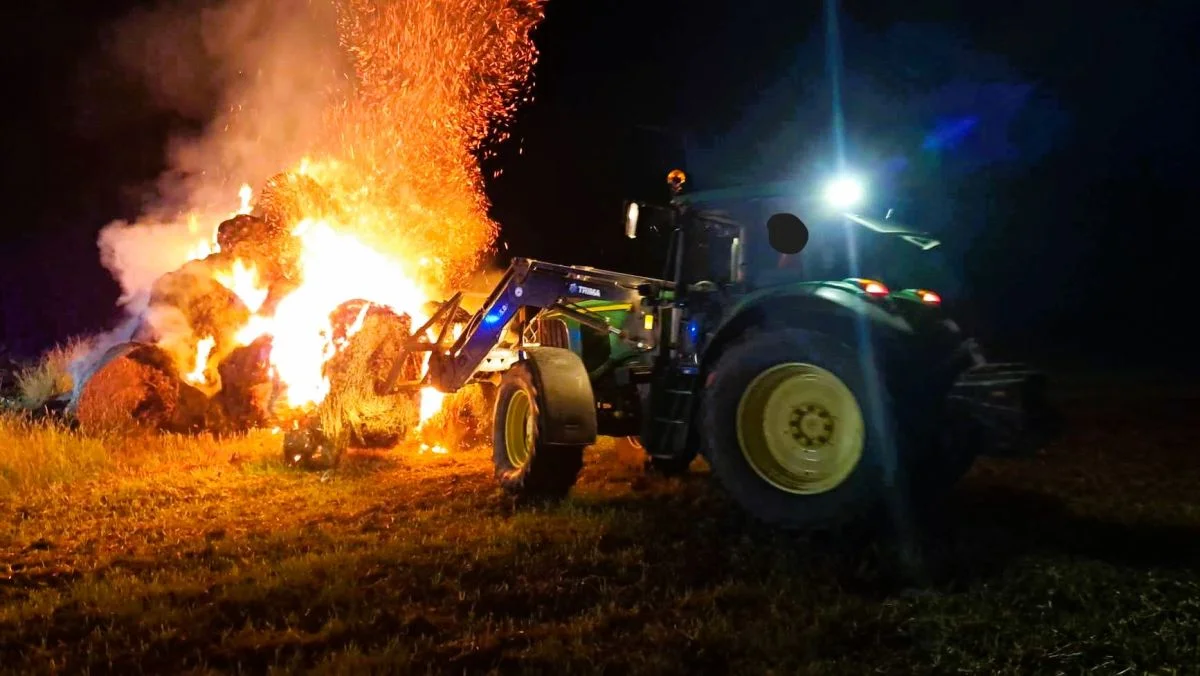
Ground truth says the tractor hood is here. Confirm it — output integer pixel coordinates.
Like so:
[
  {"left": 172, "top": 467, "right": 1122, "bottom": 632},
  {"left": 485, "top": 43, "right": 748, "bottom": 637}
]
[
  {"left": 678, "top": 183, "right": 940, "bottom": 251},
  {"left": 835, "top": 213, "right": 939, "bottom": 251},
  {"left": 677, "top": 186, "right": 949, "bottom": 294},
  {"left": 719, "top": 279, "right": 916, "bottom": 337}
]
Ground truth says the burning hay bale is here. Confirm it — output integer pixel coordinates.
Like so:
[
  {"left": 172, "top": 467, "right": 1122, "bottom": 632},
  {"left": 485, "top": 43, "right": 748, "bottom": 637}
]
[
  {"left": 133, "top": 257, "right": 255, "bottom": 387},
  {"left": 416, "top": 381, "right": 496, "bottom": 452},
  {"left": 210, "top": 335, "right": 276, "bottom": 433},
  {"left": 65, "top": 170, "right": 447, "bottom": 451},
  {"left": 71, "top": 166, "right": 489, "bottom": 455},
  {"left": 280, "top": 301, "right": 422, "bottom": 469},
  {"left": 67, "top": 0, "right": 547, "bottom": 462},
  {"left": 318, "top": 300, "right": 422, "bottom": 450},
  {"left": 71, "top": 342, "right": 209, "bottom": 435},
  {"left": 255, "top": 171, "right": 338, "bottom": 233},
  {"left": 144, "top": 259, "right": 253, "bottom": 336},
  {"left": 214, "top": 211, "right": 302, "bottom": 311}
]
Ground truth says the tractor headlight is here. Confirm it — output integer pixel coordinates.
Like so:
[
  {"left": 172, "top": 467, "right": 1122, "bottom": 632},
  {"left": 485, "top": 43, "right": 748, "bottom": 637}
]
[{"left": 823, "top": 175, "right": 865, "bottom": 209}]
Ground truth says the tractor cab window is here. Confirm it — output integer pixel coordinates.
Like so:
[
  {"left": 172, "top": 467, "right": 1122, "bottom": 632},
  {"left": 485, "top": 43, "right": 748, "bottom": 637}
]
[{"left": 679, "top": 213, "right": 737, "bottom": 289}]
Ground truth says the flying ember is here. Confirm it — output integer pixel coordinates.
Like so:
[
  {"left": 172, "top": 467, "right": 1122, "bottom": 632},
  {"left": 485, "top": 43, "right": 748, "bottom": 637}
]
[{"left": 77, "top": 0, "right": 546, "bottom": 453}]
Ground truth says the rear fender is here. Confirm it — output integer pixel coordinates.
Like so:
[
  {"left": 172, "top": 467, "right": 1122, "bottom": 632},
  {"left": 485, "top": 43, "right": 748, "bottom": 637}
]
[
  {"left": 699, "top": 285, "right": 915, "bottom": 380},
  {"left": 680, "top": 286, "right": 917, "bottom": 456}
]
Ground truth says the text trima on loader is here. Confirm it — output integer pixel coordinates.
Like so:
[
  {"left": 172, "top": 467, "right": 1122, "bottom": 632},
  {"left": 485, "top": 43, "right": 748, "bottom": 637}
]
[{"left": 410, "top": 169, "right": 1056, "bottom": 531}]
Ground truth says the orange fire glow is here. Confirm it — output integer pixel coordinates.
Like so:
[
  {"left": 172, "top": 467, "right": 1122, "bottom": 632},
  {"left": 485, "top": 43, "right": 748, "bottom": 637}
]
[
  {"left": 418, "top": 387, "right": 446, "bottom": 426},
  {"left": 237, "top": 184, "right": 253, "bottom": 215},
  {"left": 209, "top": 214, "right": 433, "bottom": 409},
  {"left": 213, "top": 259, "right": 268, "bottom": 314},
  {"left": 187, "top": 336, "right": 216, "bottom": 385},
  {"left": 154, "top": 1, "right": 547, "bottom": 447}
]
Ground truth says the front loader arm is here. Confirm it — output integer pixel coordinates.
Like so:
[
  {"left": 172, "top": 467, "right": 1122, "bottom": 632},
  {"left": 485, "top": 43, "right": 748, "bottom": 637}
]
[{"left": 426, "top": 258, "right": 662, "bottom": 392}]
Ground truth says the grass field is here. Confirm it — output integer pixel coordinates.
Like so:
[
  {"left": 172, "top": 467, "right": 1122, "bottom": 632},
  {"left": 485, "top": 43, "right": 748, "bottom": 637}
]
[{"left": 1, "top": 379, "right": 1198, "bottom": 674}]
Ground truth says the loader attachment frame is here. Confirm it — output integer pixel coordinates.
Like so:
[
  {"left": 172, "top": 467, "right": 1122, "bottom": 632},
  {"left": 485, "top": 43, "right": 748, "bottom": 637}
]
[{"left": 424, "top": 258, "right": 668, "bottom": 393}]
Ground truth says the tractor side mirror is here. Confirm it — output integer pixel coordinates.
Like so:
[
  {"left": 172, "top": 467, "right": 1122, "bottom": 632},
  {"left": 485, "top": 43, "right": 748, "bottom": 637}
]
[
  {"left": 624, "top": 201, "right": 640, "bottom": 239},
  {"left": 766, "top": 213, "right": 809, "bottom": 254}
]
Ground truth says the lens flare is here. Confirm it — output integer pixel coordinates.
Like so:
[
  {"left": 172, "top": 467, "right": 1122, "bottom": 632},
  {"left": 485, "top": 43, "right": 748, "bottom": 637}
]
[{"left": 824, "top": 175, "right": 865, "bottom": 209}]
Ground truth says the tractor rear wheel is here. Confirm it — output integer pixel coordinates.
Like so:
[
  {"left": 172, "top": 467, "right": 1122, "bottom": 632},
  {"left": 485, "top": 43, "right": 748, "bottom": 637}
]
[
  {"left": 700, "top": 327, "right": 908, "bottom": 531},
  {"left": 492, "top": 363, "right": 585, "bottom": 499}
]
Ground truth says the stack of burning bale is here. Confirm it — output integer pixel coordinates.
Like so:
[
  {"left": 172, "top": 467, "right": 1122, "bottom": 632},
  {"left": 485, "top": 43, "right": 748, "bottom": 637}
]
[{"left": 67, "top": 172, "right": 445, "bottom": 465}]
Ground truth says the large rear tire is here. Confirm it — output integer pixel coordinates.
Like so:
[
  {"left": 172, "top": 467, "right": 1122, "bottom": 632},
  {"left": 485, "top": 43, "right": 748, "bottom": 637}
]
[
  {"left": 492, "top": 363, "right": 585, "bottom": 499},
  {"left": 700, "top": 328, "right": 908, "bottom": 531}
]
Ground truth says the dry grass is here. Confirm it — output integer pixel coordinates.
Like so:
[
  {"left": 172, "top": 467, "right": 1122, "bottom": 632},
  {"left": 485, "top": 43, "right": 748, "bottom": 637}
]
[
  {"left": 0, "top": 380, "right": 1198, "bottom": 674},
  {"left": 13, "top": 337, "right": 91, "bottom": 410},
  {"left": 0, "top": 413, "right": 278, "bottom": 496}
]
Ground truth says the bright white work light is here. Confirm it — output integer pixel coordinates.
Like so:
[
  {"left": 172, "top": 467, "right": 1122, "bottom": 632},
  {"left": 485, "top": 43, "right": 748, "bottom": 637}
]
[{"left": 823, "top": 175, "right": 865, "bottom": 209}]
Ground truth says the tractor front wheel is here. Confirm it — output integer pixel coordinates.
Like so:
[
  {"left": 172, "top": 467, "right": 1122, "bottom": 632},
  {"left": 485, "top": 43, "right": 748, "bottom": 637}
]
[
  {"left": 701, "top": 328, "right": 906, "bottom": 531},
  {"left": 492, "top": 363, "right": 585, "bottom": 499}
]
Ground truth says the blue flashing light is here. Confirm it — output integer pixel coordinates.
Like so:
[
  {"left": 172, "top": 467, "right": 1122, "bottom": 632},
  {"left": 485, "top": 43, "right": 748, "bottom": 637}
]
[
  {"left": 687, "top": 318, "right": 701, "bottom": 342},
  {"left": 483, "top": 302, "right": 511, "bottom": 327}
]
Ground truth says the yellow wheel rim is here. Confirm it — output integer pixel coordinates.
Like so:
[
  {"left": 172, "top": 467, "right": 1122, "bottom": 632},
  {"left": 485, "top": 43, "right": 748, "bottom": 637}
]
[
  {"left": 736, "top": 362, "right": 865, "bottom": 494},
  {"left": 504, "top": 390, "right": 534, "bottom": 468}
]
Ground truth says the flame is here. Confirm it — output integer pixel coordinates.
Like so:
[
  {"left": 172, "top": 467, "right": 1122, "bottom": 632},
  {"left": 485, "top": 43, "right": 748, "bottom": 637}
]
[
  {"left": 237, "top": 184, "right": 253, "bottom": 215},
  {"left": 213, "top": 259, "right": 268, "bottom": 313},
  {"left": 342, "top": 303, "right": 371, "bottom": 346},
  {"left": 270, "top": 219, "right": 430, "bottom": 408},
  {"left": 234, "top": 314, "right": 274, "bottom": 346},
  {"left": 212, "top": 217, "right": 430, "bottom": 409},
  {"left": 182, "top": 184, "right": 252, "bottom": 264},
  {"left": 418, "top": 387, "right": 446, "bottom": 426},
  {"left": 187, "top": 336, "right": 216, "bottom": 385},
  {"left": 186, "top": 213, "right": 220, "bottom": 261},
  {"left": 118, "top": 2, "right": 547, "bottom": 444}
]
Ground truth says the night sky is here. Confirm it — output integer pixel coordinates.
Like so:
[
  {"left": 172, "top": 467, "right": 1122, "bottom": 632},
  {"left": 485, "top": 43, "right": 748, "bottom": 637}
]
[{"left": 3, "top": 1, "right": 1197, "bottom": 371}]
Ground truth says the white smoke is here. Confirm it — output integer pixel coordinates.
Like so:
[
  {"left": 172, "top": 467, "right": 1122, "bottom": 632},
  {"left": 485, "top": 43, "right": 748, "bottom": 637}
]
[{"left": 76, "top": 0, "right": 346, "bottom": 378}]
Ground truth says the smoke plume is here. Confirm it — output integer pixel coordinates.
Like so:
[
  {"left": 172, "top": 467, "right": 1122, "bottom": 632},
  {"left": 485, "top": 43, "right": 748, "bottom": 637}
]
[
  {"left": 75, "top": 0, "right": 546, "bottom": 394},
  {"left": 95, "top": 0, "right": 346, "bottom": 303}
]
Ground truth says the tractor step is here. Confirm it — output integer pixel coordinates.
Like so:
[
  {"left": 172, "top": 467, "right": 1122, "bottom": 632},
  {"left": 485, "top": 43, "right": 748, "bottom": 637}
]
[{"left": 643, "top": 366, "right": 702, "bottom": 457}]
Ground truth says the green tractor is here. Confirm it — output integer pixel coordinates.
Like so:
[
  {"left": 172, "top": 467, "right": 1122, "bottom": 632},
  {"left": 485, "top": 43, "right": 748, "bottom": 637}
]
[{"left": 423, "top": 169, "right": 1055, "bottom": 531}]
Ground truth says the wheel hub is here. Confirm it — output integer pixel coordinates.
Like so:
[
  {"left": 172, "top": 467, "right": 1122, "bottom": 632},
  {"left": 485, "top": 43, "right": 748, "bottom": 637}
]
[
  {"left": 504, "top": 390, "right": 534, "bottom": 468},
  {"left": 788, "top": 404, "right": 835, "bottom": 446},
  {"left": 736, "top": 362, "right": 865, "bottom": 494}
]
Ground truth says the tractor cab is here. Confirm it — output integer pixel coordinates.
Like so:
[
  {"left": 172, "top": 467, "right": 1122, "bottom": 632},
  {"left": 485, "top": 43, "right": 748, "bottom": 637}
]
[
  {"left": 622, "top": 169, "right": 811, "bottom": 297},
  {"left": 649, "top": 173, "right": 946, "bottom": 294}
]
